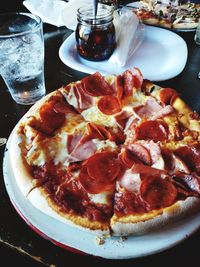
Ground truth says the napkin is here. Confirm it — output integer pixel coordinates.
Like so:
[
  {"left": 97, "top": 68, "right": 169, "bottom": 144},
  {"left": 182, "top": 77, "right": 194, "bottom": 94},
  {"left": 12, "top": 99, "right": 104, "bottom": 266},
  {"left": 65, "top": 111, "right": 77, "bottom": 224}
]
[
  {"left": 109, "top": 8, "right": 145, "bottom": 67},
  {"left": 23, "top": 0, "right": 91, "bottom": 29}
]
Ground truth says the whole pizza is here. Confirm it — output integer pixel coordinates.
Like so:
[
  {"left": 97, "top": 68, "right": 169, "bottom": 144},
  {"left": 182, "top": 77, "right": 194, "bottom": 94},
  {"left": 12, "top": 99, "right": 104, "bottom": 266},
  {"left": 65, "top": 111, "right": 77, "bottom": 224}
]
[
  {"left": 10, "top": 68, "right": 200, "bottom": 236},
  {"left": 132, "top": 0, "right": 200, "bottom": 30}
]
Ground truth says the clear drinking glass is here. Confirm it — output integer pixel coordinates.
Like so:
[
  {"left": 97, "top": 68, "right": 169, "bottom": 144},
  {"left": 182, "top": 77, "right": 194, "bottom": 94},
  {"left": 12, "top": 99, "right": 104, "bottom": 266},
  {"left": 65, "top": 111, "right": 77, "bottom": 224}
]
[
  {"left": 194, "top": 21, "right": 200, "bottom": 45},
  {"left": 0, "top": 13, "right": 46, "bottom": 105}
]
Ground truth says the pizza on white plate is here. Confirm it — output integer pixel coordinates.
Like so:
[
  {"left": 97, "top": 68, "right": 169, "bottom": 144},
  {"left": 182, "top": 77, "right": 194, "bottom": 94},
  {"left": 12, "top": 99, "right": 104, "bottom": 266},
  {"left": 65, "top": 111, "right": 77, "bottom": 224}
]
[
  {"left": 132, "top": 0, "right": 200, "bottom": 30},
  {"left": 9, "top": 68, "right": 200, "bottom": 236}
]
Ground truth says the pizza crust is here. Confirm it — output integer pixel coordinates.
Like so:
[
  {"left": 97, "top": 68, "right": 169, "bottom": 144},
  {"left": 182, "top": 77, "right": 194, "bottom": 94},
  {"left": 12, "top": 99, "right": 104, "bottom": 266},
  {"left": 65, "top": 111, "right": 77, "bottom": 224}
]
[
  {"left": 9, "top": 91, "right": 58, "bottom": 196},
  {"left": 27, "top": 187, "right": 110, "bottom": 233},
  {"left": 172, "top": 97, "right": 200, "bottom": 132},
  {"left": 142, "top": 18, "right": 160, "bottom": 26},
  {"left": 111, "top": 197, "right": 200, "bottom": 236},
  {"left": 173, "top": 22, "right": 198, "bottom": 29}
]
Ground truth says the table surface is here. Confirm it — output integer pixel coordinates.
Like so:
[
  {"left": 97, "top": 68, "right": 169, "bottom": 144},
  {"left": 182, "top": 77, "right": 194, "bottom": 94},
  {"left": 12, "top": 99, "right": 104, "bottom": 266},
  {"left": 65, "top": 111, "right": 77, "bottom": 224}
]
[{"left": 1, "top": 7, "right": 200, "bottom": 267}]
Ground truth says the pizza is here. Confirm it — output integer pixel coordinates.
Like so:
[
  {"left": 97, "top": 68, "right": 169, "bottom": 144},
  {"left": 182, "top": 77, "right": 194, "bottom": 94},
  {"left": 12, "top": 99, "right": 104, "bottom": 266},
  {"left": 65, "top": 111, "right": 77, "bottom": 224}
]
[
  {"left": 10, "top": 68, "right": 200, "bottom": 236},
  {"left": 132, "top": 0, "right": 200, "bottom": 30}
]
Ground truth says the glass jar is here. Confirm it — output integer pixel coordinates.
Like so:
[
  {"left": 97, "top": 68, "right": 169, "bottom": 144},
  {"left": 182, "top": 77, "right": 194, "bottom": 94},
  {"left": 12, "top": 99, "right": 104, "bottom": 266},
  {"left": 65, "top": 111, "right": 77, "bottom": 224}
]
[{"left": 75, "top": 5, "right": 116, "bottom": 61}]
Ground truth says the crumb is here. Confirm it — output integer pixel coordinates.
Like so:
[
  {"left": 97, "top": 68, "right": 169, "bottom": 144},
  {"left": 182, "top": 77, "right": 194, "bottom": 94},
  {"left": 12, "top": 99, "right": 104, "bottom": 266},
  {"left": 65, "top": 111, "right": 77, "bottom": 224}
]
[
  {"left": 119, "top": 236, "right": 128, "bottom": 243},
  {"left": 95, "top": 236, "right": 105, "bottom": 245}
]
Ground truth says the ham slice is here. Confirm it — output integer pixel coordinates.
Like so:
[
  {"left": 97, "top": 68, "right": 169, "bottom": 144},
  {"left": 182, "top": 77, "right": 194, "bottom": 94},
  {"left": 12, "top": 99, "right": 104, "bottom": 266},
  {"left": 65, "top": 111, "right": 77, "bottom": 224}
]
[
  {"left": 67, "top": 133, "right": 97, "bottom": 162},
  {"left": 124, "top": 116, "right": 137, "bottom": 132},
  {"left": 114, "top": 110, "right": 132, "bottom": 130},
  {"left": 140, "top": 140, "right": 165, "bottom": 170},
  {"left": 133, "top": 98, "right": 162, "bottom": 119},
  {"left": 67, "top": 134, "right": 82, "bottom": 154},
  {"left": 151, "top": 105, "right": 174, "bottom": 120},
  {"left": 133, "top": 98, "right": 174, "bottom": 120},
  {"left": 73, "top": 83, "right": 94, "bottom": 111},
  {"left": 69, "top": 140, "right": 97, "bottom": 162}
]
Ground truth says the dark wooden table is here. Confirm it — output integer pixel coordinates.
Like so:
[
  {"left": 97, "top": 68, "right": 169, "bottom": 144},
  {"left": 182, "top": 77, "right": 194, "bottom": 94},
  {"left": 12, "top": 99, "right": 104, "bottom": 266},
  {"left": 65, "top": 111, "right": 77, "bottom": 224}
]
[{"left": 1, "top": 13, "right": 200, "bottom": 267}]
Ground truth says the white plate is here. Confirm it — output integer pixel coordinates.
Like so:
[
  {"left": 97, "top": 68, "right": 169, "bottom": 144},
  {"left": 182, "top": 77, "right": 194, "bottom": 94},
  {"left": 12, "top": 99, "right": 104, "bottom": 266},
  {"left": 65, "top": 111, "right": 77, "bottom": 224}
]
[
  {"left": 3, "top": 128, "right": 200, "bottom": 259},
  {"left": 59, "top": 26, "right": 187, "bottom": 81}
]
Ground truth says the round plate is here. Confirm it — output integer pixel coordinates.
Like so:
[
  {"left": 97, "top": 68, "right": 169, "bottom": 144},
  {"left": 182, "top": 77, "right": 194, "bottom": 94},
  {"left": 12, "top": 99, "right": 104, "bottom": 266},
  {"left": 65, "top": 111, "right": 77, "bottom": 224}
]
[
  {"left": 59, "top": 26, "right": 188, "bottom": 81},
  {"left": 3, "top": 124, "right": 200, "bottom": 259}
]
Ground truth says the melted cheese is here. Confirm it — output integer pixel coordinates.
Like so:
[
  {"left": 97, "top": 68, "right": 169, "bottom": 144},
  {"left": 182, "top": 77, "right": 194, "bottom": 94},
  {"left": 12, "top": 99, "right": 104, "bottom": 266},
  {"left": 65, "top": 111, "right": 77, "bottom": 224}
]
[
  {"left": 54, "top": 133, "right": 69, "bottom": 165},
  {"left": 26, "top": 141, "right": 46, "bottom": 166},
  {"left": 58, "top": 113, "right": 85, "bottom": 134},
  {"left": 162, "top": 136, "right": 198, "bottom": 150},
  {"left": 92, "top": 139, "right": 117, "bottom": 151},
  {"left": 119, "top": 171, "right": 141, "bottom": 193},
  {"left": 88, "top": 192, "right": 110, "bottom": 205},
  {"left": 25, "top": 132, "right": 71, "bottom": 167},
  {"left": 81, "top": 106, "right": 116, "bottom": 127},
  {"left": 23, "top": 125, "right": 38, "bottom": 146},
  {"left": 62, "top": 84, "right": 78, "bottom": 108}
]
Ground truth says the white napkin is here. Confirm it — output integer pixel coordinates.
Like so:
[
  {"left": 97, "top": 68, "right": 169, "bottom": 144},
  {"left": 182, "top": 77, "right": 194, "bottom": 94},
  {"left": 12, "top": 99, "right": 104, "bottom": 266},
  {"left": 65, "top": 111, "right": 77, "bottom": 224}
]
[
  {"left": 23, "top": 0, "right": 91, "bottom": 29},
  {"left": 109, "top": 8, "right": 145, "bottom": 67}
]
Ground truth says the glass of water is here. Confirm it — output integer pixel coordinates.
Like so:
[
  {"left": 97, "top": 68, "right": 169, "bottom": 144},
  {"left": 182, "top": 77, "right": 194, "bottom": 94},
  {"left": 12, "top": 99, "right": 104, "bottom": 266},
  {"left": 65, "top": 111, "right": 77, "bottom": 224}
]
[{"left": 0, "top": 13, "right": 46, "bottom": 105}]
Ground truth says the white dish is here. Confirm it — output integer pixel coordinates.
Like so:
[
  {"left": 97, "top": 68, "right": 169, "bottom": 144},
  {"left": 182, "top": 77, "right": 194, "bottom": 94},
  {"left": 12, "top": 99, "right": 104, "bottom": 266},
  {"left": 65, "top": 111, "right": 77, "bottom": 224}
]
[
  {"left": 3, "top": 127, "right": 200, "bottom": 259},
  {"left": 59, "top": 26, "right": 187, "bottom": 81}
]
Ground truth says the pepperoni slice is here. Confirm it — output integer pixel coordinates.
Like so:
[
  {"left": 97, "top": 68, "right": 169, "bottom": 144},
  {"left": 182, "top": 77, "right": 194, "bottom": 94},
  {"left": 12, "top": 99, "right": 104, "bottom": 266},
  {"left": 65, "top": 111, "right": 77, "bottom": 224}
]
[
  {"left": 131, "top": 163, "right": 167, "bottom": 177},
  {"left": 140, "top": 176, "right": 177, "bottom": 209},
  {"left": 173, "top": 173, "right": 200, "bottom": 195},
  {"left": 123, "top": 70, "right": 135, "bottom": 96},
  {"left": 82, "top": 72, "right": 114, "bottom": 96},
  {"left": 136, "top": 120, "right": 169, "bottom": 142},
  {"left": 122, "top": 68, "right": 143, "bottom": 97},
  {"left": 175, "top": 145, "right": 200, "bottom": 174},
  {"left": 87, "top": 122, "right": 111, "bottom": 140},
  {"left": 107, "top": 127, "right": 126, "bottom": 144},
  {"left": 39, "top": 101, "right": 65, "bottom": 132},
  {"left": 115, "top": 75, "right": 124, "bottom": 100},
  {"left": 97, "top": 95, "right": 121, "bottom": 115},
  {"left": 128, "top": 144, "right": 152, "bottom": 165},
  {"left": 161, "top": 148, "right": 174, "bottom": 171},
  {"left": 86, "top": 152, "right": 120, "bottom": 182},
  {"left": 160, "top": 88, "right": 179, "bottom": 106},
  {"left": 130, "top": 67, "right": 143, "bottom": 89},
  {"left": 79, "top": 165, "right": 115, "bottom": 194},
  {"left": 53, "top": 101, "right": 77, "bottom": 114},
  {"left": 120, "top": 148, "right": 142, "bottom": 168}
]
